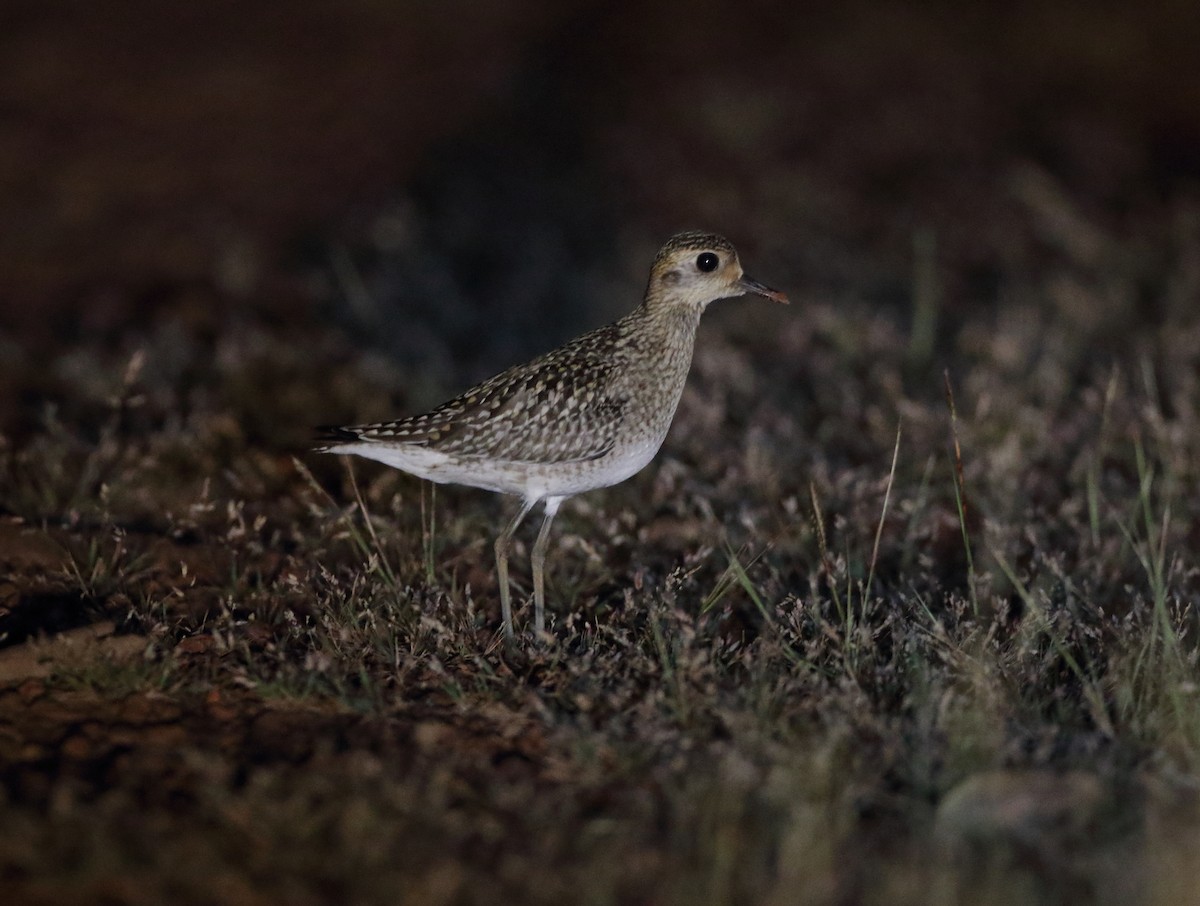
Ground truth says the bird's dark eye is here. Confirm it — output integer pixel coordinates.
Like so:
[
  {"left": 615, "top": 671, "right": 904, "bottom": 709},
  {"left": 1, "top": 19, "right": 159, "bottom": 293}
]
[{"left": 696, "top": 252, "right": 719, "bottom": 272}]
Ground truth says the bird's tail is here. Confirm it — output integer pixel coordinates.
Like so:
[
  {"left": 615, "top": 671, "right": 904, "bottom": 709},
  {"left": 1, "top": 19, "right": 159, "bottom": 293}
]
[{"left": 314, "top": 425, "right": 363, "bottom": 452}]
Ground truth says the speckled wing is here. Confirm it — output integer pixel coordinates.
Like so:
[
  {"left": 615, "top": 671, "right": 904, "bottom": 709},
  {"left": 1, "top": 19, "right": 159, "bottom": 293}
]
[{"left": 324, "top": 323, "right": 630, "bottom": 464}]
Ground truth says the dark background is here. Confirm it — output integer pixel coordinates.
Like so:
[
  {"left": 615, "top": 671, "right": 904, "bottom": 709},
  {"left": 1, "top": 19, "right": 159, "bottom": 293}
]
[{"left": 4, "top": 0, "right": 1198, "bottom": 379}]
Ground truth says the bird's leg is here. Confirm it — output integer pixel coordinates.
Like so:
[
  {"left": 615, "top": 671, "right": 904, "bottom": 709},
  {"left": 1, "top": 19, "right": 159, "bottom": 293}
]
[
  {"left": 495, "top": 497, "right": 536, "bottom": 642},
  {"left": 531, "top": 497, "right": 564, "bottom": 637}
]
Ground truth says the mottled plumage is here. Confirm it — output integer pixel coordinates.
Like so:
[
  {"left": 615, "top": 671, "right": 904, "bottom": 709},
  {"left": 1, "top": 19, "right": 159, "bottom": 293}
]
[{"left": 319, "top": 230, "right": 787, "bottom": 641}]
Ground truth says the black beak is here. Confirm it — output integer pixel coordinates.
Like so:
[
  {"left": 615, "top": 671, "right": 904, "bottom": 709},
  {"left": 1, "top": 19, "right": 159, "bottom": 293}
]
[{"left": 737, "top": 275, "right": 789, "bottom": 304}]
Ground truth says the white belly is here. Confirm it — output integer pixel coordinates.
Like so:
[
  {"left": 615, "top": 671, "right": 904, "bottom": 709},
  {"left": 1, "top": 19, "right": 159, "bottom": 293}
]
[{"left": 326, "top": 434, "right": 665, "bottom": 501}]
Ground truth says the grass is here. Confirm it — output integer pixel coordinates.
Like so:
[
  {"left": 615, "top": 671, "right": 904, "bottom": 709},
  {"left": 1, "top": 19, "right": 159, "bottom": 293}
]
[
  {"left": 5, "top": 263, "right": 1200, "bottom": 904},
  {"left": 6, "top": 117, "right": 1200, "bottom": 906}
]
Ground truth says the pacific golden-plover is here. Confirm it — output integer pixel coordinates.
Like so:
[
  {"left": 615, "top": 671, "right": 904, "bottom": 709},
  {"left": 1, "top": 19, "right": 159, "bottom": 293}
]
[{"left": 319, "top": 231, "right": 787, "bottom": 641}]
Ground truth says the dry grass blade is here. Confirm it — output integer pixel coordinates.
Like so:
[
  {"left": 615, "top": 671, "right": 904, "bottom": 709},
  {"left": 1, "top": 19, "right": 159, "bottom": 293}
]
[
  {"left": 943, "top": 370, "right": 977, "bottom": 615},
  {"left": 865, "top": 420, "right": 902, "bottom": 601}
]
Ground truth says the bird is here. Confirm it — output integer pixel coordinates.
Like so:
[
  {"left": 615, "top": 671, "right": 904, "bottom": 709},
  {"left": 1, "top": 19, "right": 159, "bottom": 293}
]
[{"left": 318, "top": 231, "right": 787, "bottom": 642}]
